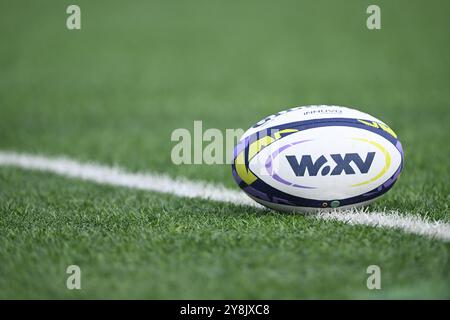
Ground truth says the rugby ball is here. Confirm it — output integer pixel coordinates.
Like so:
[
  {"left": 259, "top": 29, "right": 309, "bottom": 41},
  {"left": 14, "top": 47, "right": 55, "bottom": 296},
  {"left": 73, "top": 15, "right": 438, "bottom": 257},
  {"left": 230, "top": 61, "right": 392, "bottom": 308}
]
[{"left": 232, "top": 105, "right": 404, "bottom": 212}]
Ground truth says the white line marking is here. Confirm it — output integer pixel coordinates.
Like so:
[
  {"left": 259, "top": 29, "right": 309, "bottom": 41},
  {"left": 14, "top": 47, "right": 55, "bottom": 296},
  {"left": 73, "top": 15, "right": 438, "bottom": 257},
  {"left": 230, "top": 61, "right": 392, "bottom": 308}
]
[
  {"left": 0, "top": 151, "right": 449, "bottom": 241},
  {"left": 315, "top": 210, "right": 450, "bottom": 241},
  {"left": 0, "top": 151, "right": 259, "bottom": 206}
]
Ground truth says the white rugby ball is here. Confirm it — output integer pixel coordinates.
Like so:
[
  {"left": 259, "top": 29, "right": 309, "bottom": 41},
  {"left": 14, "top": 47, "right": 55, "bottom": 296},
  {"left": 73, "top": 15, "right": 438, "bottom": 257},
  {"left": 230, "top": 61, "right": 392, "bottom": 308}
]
[{"left": 232, "top": 105, "right": 404, "bottom": 212}]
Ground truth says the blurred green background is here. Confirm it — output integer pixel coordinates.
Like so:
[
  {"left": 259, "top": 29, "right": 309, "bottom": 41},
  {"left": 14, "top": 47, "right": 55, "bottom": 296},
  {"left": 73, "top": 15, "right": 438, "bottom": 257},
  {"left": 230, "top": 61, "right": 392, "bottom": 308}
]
[
  {"left": 1, "top": 0, "right": 449, "bottom": 179},
  {"left": 0, "top": 0, "right": 449, "bottom": 298}
]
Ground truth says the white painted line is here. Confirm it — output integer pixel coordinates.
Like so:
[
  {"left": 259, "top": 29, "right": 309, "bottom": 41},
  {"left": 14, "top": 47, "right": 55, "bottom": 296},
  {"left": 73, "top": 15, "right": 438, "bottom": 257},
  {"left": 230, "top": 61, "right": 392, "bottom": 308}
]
[
  {"left": 315, "top": 210, "right": 450, "bottom": 241},
  {"left": 0, "top": 151, "right": 259, "bottom": 207},
  {"left": 0, "top": 151, "right": 449, "bottom": 241}
]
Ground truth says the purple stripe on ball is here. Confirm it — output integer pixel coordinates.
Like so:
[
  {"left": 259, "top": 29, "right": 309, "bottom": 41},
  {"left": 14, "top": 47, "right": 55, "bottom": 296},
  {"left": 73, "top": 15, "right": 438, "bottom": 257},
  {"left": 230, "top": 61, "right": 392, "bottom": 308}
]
[
  {"left": 244, "top": 186, "right": 270, "bottom": 201},
  {"left": 232, "top": 167, "right": 243, "bottom": 185}
]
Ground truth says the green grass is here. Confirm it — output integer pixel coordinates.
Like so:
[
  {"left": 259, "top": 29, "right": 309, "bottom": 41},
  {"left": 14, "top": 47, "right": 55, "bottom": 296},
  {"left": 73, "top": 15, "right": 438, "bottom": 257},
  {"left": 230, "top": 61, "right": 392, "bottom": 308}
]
[
  {"left": 0, "top": 0, "right": 449, "bottom": 298},
  {"left": 0, "top": 168, "right": 448, "bottom": 299}
]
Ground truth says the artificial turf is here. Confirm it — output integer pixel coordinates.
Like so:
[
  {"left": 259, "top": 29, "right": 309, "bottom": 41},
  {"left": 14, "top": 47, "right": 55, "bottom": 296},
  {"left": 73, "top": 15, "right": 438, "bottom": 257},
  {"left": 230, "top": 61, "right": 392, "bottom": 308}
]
[
  {"left": 0, "top": 168, "right": 448, "bottom": 299},
  {"left": 0, "top": 0, "right": 449, "bottom": 298}
]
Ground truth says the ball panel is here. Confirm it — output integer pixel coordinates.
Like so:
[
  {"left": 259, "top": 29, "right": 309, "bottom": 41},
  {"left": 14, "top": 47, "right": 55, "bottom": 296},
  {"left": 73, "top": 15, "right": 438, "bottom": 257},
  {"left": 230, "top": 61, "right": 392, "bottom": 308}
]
[{"left": 242, "top": 105, "right": 388, "bottom": 140}]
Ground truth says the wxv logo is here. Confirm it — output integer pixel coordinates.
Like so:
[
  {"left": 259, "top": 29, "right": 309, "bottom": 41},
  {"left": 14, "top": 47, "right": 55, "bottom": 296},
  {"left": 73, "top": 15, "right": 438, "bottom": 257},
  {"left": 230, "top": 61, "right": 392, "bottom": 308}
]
[{"left": 286, "top": 152, "right": 376, "bottom": 176}]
